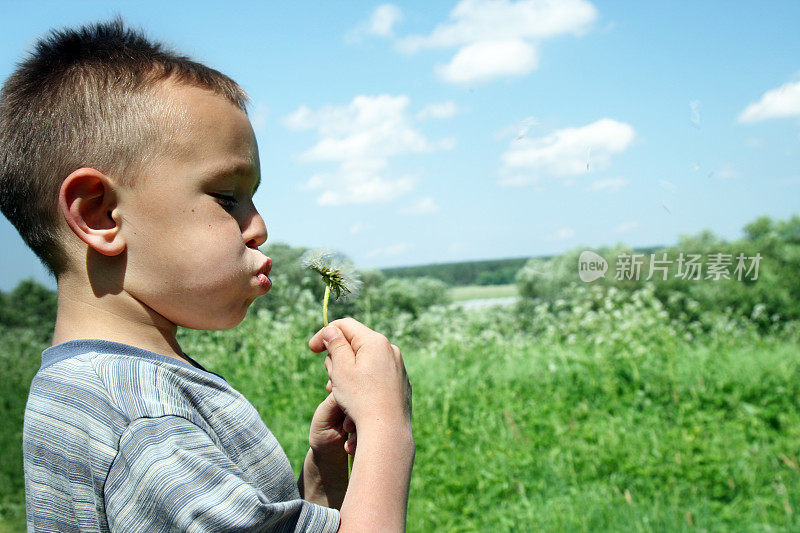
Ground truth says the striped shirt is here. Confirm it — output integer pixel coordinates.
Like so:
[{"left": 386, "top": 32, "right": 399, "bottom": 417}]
[{"left": 22, "top": 339, "right": 340, "bottom": 532}]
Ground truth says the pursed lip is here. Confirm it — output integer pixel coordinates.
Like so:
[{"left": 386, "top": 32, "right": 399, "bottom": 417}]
[
  {"left": 254, "top": 257, "right": 273, "bottom": 292},
  {"left": 257, "top": 257, "right": 272, "bottom": 278}
]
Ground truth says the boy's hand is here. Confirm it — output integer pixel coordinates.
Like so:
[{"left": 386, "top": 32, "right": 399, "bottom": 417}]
[
  {"left": 308, "top": 391, "right": 356, "bottom": 456},
  {"left": 309, "top": 318, "right": 415, "bottom": 530},
  {"left": 308, "top": 318, "right": 412, "bottom": 432},
  {"left": 299, "top": 392, "right": 351, "bottom": 509}
]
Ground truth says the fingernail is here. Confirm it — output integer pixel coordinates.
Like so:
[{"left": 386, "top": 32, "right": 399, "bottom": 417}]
[{"left": 322, "top": 326, "right": 339, "bottom": 344}]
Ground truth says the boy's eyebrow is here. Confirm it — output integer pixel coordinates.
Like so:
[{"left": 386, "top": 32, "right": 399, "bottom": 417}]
[{"left": 205, "top": 161, "right": 261, "bottom": 194}]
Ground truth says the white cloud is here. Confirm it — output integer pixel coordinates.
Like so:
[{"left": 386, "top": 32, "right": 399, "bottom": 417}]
[
  {"left": 738, "top": 80, "right": 800, "bottom": 123},
  {"left": 436, "top": 39, "right": 537, "bottom": 84},
  {"left": 500, "top": 118, "right": 635, "bottom": 184},
  {"left": 398, "top": 0, "right": 596, "bottom": 51},
  {"left": 285, "top": 95, "right": 448, "bottom": 206},
  {"left": 711, "top": 163, "right": 738, "bottom": 180},
  {"left": 368, "top": 4, "right": 402, "bottom": 37},
  {"left": 349, "top": 222, "right": 368, "bottom": 234},
  {"left": 615, "top": 221, "right": 638, "bottom": 233},
  {"left": 438, "top": 137, "right": 458, "bottom": 150},
  {"left": 347, "top": 4, "right": 403, "bottom": 41},
  {"left": 400, "top": 196, "right": 439, "bottom": 214},
  {"left": 285, "top": 95, "right": 431, "bottom": 161},
  {"left": 547, "top": 227, "right": 574, "bottom": 241},
  {"left": 587, "top": 177, "right": 628, "bottom": 192},
  {"left": 365, "top": 242, "right": 410, "bottom": 257},
  {"left": 396, "top": 0, "right": 597, "bottom": 84},
  {"left": 312, "top": 169, "right": 416, "bottom": 206},
  {"left": 659, "top": 180, "right": 676, "bottom": 193},
  {"left": 416, "top": 101, "right": 459, "bottom": 120}
]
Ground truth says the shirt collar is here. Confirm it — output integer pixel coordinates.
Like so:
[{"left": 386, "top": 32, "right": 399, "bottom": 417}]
[{"left": 41, "top": 338, "right": 227, "bottom": 384}]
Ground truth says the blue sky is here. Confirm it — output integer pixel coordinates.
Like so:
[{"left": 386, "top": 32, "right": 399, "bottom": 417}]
[{"left": 0, "top": 1, "right": 798, "bottom": 291}]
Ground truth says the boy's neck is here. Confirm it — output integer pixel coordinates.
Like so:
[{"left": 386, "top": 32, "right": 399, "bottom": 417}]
[{"left": 52, "top": 275, "right": 191, "bottom": 366}]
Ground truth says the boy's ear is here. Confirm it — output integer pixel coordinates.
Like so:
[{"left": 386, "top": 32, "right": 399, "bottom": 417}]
[{"left": 59, "top": 167, "right": 126, "bottom": 256}]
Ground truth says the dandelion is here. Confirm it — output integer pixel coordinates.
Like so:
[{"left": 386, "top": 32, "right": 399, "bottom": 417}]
[
  {"left": 301, "top": 248, "right": 362, "bottom": 477},
  {"left": 300, "top": 248, "right": 362, "bottom": 326}
]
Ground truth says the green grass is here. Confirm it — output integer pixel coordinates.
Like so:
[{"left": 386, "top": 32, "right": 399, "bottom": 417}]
[
  {"left": 0, "top": 326, "right": 47, "bottom": 532},
  {"left": 0, "top": 514, "right": 24, "bottom": 533},
  {"left": 448, "top": 283, "right": 518, "bottom": 301},
  {"left": 184, "top": 314, "right": 800, "bottom": 531},
  {"left": 3, "top": 309, "right": 800, "bottom": 531},
  {"left": 399, "top": 336, "right": 800, "bottom": 531}
]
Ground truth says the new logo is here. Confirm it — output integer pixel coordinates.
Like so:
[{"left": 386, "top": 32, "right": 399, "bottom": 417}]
[{"left": 578, "top": 251, "right": 608, "bottom": 282}]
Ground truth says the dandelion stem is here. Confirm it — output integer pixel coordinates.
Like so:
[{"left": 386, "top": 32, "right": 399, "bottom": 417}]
[
  {"left": 323, "top": 284, "right": 330, "bottom": 326},
  {"left": 348, "top": 450, "right": 353, "bottom": 478}
]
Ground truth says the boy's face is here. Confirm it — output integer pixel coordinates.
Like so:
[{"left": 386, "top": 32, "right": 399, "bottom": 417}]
[{"left": 117, "top": 82, "right": 271, "bottom": 330}]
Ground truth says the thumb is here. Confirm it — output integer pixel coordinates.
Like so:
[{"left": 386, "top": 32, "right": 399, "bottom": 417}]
[
  {"left": 310, "top": 393, "right": 345, "bottom": 436},
  {"left": 314, "top": 392, "right": 342, "bottom": 422},
  {"left": 322, "top": 325, "right": 354, "bottom": 364}
]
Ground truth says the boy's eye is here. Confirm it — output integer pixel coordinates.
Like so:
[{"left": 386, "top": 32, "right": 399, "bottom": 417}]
[{"left": 210, "top": 193, "right": 238, "bottom": 211}]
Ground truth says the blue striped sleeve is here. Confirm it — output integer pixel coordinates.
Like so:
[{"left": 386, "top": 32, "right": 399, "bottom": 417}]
[{"left": 104, "top": 415, "right": 340, "bottom": 533}]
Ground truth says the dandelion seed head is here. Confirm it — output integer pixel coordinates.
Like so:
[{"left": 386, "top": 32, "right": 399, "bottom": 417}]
[
  {"left": 300, "top": 247, "right": 362, "bottom": 302},
  {"left": 300, "top": 248, "right": 335, "bottom": 272}
]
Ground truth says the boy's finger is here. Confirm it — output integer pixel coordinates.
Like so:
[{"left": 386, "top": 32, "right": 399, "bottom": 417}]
[
  {"left": 326, "top": 379, "right": 332, "bottom": 394},
  {"left": 312, "top": 393, "right": 343, "bottom": 427},
  {"left": 308, "top": 334, "right": 326, "bottom": 353},
  {"left": 343, "top": 415, "right": 355, "bottom": 434},
  {"left": 308, "top": 317, "right": 374, "bottom": 352},
  {"left": 317, "top": 325, "right": 356, "bottom": 366},
  {"left": 344, "top": 432, "right": 357, "bottom": 455}
]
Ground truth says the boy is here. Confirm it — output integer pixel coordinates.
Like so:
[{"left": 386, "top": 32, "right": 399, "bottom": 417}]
[{"left": 1, "top": 17, "right": 414, "bottom": 532}]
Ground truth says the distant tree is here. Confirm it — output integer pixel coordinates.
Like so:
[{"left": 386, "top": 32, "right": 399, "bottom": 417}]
[
  {"left": 516, "top": 248, "right": 585, "bottom": 302},
  {"left": 362, "top": 277, "right": 450, "bottom": 319},
  {"left": 0, "top": 278, "right": 57, "bottom": 341},
  {"left": 383, "top": 258, "right": 529, "bottom": 286},
  {"left": 744, "top": 216, "right": 773, "bottom": 241},
  {"left": 776, "top": 215, "right": 800, "bottom": 244}
]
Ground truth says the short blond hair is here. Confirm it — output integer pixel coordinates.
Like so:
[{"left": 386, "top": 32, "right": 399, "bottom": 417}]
[{"left": 0, "top": 16, "right": 251, "bottom": 279}]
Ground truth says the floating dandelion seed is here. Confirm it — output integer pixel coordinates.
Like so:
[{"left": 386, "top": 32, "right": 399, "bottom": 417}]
[
  {"left": 659, "top": 180, "right": 676, "bottom": 193},
  {"left": 515, "top": 116, "right": 540, "bottom": 140},
  {"left": 690, "top": 100, "right": 701, "bottom": 127},
  {"left": 301, "top": 248, "right": 362, "bottom": 326}
]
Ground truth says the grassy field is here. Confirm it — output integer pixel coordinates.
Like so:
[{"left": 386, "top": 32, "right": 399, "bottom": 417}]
[
  {"left": 448, "top": 283, "right": 518, "bottom": 301},
  {"left": 2, "top": 304, "right": 799, "bottom": 531}
]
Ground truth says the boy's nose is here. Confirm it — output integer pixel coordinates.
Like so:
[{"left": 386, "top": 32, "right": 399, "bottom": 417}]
[{"left": 243, "top": 209, "right": 268, "bottom": 249}]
